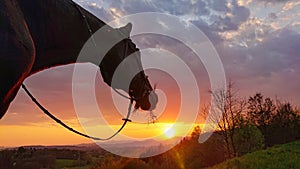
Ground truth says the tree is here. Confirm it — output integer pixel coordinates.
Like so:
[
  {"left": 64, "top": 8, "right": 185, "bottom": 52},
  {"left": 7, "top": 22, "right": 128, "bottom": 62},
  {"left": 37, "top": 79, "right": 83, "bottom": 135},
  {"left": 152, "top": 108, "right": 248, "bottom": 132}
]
[
  {"left": 247, "top": 93, "right": 276, "bottom": 128},
  {"left": 234, "top": 123, "right": 264, "bottom": 156},
  {"left": 272, "top": 102, "right": 299, "bottom": 128},
  {"left": 247, "top": 93, "right": 276, "bottom": 146},
  {"left": 202, "top": 81, "right": 247, "bottom": 158},
  {"left": 191, "top": 125, "right": 201, "bottom": 139},
  {"left": 268, "top": 101, "right": 300, "bottom": 144},
  {"left": 178, "top": 126, "right": 226, "bottom": 168}
]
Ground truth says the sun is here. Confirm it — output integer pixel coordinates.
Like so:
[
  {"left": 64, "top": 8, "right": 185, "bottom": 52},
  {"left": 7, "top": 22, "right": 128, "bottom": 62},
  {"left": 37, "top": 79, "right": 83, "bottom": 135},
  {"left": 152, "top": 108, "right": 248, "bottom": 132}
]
[{"left": 163, "top": 127, "right": 176, "bottom": 139}]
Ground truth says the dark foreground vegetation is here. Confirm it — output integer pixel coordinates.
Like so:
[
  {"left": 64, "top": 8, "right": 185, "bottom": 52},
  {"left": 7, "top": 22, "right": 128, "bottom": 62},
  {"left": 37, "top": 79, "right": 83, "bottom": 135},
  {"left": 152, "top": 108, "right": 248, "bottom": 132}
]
[
  {"left": 1, "top": 83, "right": 299, "bottom": 169},
  {"left": 0, "top": 146, "right": 108, "bottom": 169}
]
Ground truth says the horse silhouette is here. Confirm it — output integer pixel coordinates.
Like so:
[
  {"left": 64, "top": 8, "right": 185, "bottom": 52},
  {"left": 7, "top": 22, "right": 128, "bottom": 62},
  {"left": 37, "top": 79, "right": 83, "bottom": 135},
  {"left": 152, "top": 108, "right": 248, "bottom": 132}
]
[{"left": 0, "top": 0, "right": 158, "bottom": 119}]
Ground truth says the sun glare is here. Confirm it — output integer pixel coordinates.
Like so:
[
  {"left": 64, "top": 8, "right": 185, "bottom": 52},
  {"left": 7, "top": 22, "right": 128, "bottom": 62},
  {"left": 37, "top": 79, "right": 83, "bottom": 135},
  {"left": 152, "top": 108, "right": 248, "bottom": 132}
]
[{"left": 164, "top": 127, "right": 176, "bottom": 138}]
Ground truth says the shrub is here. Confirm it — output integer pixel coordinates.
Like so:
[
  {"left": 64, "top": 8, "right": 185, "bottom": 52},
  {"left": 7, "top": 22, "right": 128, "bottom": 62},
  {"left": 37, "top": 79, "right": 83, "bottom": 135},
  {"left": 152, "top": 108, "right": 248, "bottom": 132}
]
[{"left": 234, "top": 124, "right": 264, "bottom": 156}]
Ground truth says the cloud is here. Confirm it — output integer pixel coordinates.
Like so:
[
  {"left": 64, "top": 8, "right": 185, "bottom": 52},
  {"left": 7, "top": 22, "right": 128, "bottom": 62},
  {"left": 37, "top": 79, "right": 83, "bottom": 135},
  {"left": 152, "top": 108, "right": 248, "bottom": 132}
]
[
  {"left": 212, "top": 27, "right": 300, "bottom": 105},
  {"left": 220, "top": 17, "right": 276, "bottom": 47},
  {"left": 251, "top": 0, "right": 293, "bottom": 4},
  {"left": 283, "top": 1, "right": 298, "bottom": 11},
  {"left": 87, "top": 0, "right": 250, "bottom": 42},
  {"left": 221, "top": 28, "right": 300, "bottom": 76}
]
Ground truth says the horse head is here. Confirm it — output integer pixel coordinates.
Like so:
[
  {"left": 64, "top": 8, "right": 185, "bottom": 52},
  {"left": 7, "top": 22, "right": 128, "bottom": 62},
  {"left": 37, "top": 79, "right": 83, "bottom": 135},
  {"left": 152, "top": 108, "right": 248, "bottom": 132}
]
[{"left": 99, "top": 23, "right": 158, "bottom": 111}]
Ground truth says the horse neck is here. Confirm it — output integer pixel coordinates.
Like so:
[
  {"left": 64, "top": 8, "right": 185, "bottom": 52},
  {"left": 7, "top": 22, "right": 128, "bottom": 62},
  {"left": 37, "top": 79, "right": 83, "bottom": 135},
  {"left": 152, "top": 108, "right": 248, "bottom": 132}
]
[{"left": 16, "top": 0, "right": 108, "bottom": 74}]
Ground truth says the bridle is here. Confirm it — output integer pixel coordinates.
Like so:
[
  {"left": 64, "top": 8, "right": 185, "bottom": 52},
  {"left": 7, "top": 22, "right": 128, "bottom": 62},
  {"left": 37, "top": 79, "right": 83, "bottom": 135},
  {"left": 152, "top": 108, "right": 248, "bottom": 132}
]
[
  {"left": 21, "top": 1, "right": 156, "bottom": 141},
  {"left": 112, "top": 36, "right": 154, "bottom": 103},
  {"left": 130, "top": 74, "right": 152, "bottom": 101}
]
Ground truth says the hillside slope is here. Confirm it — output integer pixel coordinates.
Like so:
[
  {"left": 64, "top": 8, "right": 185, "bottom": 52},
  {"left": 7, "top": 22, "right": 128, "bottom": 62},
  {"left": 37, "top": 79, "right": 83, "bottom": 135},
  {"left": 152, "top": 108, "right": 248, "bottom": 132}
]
[{"left": 208, "top": 140, "right": 300, "bottom": 169}]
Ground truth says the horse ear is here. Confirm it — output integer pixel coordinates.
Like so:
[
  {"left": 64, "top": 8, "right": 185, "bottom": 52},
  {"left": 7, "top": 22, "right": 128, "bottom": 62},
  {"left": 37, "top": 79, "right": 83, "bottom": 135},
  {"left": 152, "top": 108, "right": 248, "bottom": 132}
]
[
  {"left": 119, "top": 23, "right": 132, "bottom": 37},
  {"left": 154, "top": 84, "right": 157, "bottom": 90}
]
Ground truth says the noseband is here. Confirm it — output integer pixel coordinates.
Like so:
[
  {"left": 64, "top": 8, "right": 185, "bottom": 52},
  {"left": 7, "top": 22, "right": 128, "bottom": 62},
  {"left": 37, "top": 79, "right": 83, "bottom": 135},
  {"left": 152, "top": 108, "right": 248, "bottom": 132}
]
[{"left": 130, "top": 74, "right": 152, "bottom": 101}]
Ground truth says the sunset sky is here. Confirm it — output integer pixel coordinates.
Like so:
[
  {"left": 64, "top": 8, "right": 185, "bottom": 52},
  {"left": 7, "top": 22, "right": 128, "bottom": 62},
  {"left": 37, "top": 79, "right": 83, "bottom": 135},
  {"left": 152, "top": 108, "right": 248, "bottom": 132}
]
[{"left": 1, "top": 0, "right": 300, "bottom": 147}]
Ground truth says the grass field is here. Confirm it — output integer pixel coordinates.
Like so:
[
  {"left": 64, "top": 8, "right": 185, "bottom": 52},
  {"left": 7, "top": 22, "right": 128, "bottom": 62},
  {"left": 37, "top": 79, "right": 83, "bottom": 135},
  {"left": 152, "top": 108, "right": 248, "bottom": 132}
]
[
  {"left": 55, "top": 159, "right": 89, "bottom": 169},
  {"left": 208, "top": 140, "right": 300, "bottom": 169}
]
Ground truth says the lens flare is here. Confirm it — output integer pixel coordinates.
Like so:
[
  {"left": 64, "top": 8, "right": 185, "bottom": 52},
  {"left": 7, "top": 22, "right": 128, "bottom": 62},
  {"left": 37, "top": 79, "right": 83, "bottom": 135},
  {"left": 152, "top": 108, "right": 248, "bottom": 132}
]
[{"left": 164, "top": 127, "right": 175, "bottom": 138}]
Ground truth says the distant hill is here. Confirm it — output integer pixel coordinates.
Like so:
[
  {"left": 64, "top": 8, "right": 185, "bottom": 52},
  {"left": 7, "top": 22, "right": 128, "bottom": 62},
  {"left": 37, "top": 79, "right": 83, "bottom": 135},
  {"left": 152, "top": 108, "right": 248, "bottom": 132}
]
[
  {"left": 22, "top": 145, "right": 95, "bottom": 151},
  {"left": 0, "top": 137, "right": 183, "bottom": 158},
  {"left": 80, "top": 137, "right": 183, "bottom": 157},
  {"left": 208, "top": 140, "right": 300, "bottom": 169},
  {"left": 94, "top": 137, "right": 182, "bottom": 148}
]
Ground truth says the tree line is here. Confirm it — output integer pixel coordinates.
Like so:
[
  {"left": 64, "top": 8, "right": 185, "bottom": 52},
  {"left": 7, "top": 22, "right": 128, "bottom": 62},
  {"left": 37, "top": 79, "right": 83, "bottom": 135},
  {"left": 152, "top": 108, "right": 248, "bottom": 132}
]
[{"left": 202, "top": 81, "right": 300, "bottom": 158}]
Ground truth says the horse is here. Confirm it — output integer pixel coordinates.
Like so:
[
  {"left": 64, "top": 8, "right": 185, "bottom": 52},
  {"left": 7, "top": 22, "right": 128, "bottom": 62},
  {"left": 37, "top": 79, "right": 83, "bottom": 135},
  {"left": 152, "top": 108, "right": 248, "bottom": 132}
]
[{"left": 0, "top": 0, "right": 158, "bottom": 120}]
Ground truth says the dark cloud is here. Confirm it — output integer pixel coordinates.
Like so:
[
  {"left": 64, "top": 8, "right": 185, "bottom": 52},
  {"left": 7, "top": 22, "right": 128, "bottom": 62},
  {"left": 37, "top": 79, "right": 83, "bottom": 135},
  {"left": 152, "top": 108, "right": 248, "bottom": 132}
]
[
  {"left": 106, "top": 0, "right": 250, "bottom": 33},
  {"left": 268, "top": 12, "right": 278, "bottom": 20},
  {"left": 254, "top": 0, "right": 292, "bottom": 3},
  {"left": 263, "top": 29, "right": 300, "bottom": 59},
  {"left": 231, "top": 5, "right": 250, "bottom": 25},
  {"left": 207, "top": 0, "right": 228, "bottom": 12},
  {"left": 210, "top": 28, "right": 300, "bottom": 104},
  {"left": 75, "top": 0, "right": 251, "bottom": 45},
  {"left": 82, "top": 3, "right": 114, "bottom": 22},
  {"left": 151, "top": 0, "right": 209, "bottom": 15},
  {"left": 109, "top": 0, "right": 209, "bottom": 16},
  {"left": 111, "top": 0, "right": 157, "bottom": 14},
  {"left": 221, "top": 29, "right": 300, "bottom": 76}
]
